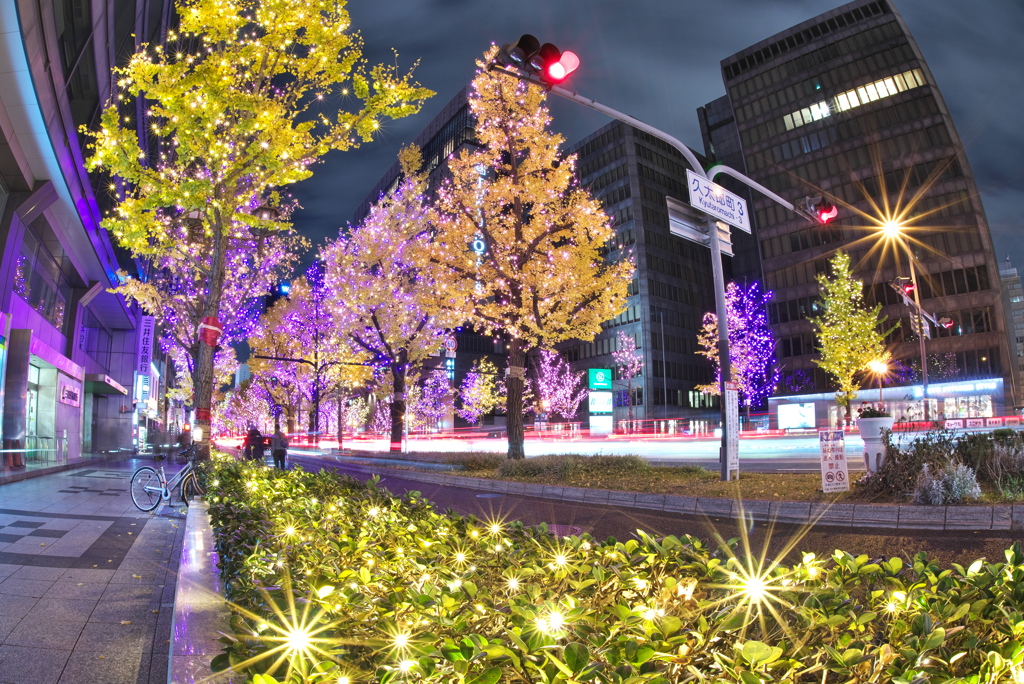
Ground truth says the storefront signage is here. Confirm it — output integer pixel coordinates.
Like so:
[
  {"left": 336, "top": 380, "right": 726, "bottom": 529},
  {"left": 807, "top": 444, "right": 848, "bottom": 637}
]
[
  {"left": 944, "top": 419, "right": 964, "bottom": 430},
  {"left": 137, "top": 315, "right": 155, "bottom": 376},
  {"left": 588, "top": 368, "right": 613, "bottom": 390},
  {"left": 818, "top": 429, "right": 849, "bottom": 493},
  {"left": 912, "top": 379, "right": 1000, "bottom": 397},
  {"left": 966, "top": 418, "right": 984, "bottom": 428},
  {"left": 58, "top": 377, "right": 81, "bottom": 408}
]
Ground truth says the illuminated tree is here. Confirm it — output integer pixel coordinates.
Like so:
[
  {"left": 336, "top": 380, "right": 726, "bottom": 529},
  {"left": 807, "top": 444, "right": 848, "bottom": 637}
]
[
  {"left": 696, "top": 281, "right": 781, "bottom": 416},
  {"left": 810, "top": 252, "right": 894, "bottom": 426},
  {"left": 214, "top": 381, "right": 272, "bottom": 436},
  {"left": 458, "top": 358, "right": 504, "bottom": 425},
  {"left": 323, "top": 146, "right": 468, "bottom": 451},
  {"left": 409, "top": 369, "right": 454, "bottom": 431},
  {"left": 118, "top": 227, "right": 303, "bottom": 414},
  {"left": 612, "top": 331, "right": 644, "bottom": 426},
  {"left": 249, "top": 266, "right": 371, "bottom": 441},
  {"left": 434, "top": 50, "right": 632, "bottom": 458},
  {"left": 84, "top": 0, "right": 432, "bottom": 457},
  {"left": 531, "top": 350, "right": 587, "bottom": 422}
]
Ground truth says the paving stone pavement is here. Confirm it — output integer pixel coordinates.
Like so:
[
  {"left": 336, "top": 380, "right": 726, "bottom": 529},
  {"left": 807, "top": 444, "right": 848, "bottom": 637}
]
[{"left": 0, "top": 458, "right": 188, "bottom": 684}]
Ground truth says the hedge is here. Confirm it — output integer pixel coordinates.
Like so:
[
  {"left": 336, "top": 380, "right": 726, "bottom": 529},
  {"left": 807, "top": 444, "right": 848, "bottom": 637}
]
[{"left": 203, "top": 460, "right": 1024, "bottom": 683}]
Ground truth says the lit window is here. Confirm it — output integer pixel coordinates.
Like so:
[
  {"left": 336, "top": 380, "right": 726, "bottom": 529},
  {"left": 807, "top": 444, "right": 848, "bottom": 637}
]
[{"left": 829, "top": 68, "right": 927, "bottom": 115}]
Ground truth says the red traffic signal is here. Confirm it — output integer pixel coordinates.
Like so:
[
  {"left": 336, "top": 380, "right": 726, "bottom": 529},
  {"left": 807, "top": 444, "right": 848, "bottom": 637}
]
[
  {"left": 901, "top": 281, "right": 916, "bottom": 296},
  {"left": 495, "top": 35, "right": 579, "bottom": 85},
  {"left": 816, "top": 201, "right": 838, "bottom": 224},
  {"left": 938, "top": 317, "right": 954, "bottom": 329},
  {"left": 803, "top": 195, "right": 838, "bottom": 224}
]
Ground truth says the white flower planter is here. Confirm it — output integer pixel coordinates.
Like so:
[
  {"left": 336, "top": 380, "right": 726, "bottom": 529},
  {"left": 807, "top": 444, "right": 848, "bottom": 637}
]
[{"left": 857, "top": 416, "right": 895, "bottom": 474}]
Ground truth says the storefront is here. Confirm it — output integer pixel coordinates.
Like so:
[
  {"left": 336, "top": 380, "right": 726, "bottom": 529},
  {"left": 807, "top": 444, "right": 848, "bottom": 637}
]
[{"left": 770, "top": 377, "right": 1007, "bottom": 429}]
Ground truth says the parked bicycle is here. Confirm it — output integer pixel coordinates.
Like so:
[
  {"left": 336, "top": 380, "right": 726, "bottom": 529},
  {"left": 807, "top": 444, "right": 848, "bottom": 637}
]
[{"left": 129, "top": 443, "right": 204, "bottom": 511}]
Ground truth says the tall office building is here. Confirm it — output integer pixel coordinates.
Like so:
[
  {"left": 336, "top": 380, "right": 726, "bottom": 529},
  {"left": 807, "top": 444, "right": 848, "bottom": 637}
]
[
  {"left": 0, "top": 0, "right": 174, "bottom": 468},
  {"left": 1000, "top": 257, "right": 1024, "bottom": 411},
  {"left": 708, "top": 0, "right": 1011, "bottom": 424}
]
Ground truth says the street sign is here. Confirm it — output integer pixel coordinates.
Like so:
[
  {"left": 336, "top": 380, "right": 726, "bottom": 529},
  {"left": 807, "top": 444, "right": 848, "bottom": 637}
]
[
  {"left": 443, "top": 337, "right": 458, "bottom": 352},
  {"left": 588, "top": 391, "right": 613, "bottom": 413},
  {"left": 818, "top": 429, "right": 850, "bottom": 493},
  {"left": 665, "top": 198, "right": 734, "bottom": 257},
  {"left": 724, "top": 386, "right": 739, "bottom": 473},
  {"left": 588, "top": 368, "right": 613, "bottom": 390},
  {"left": 686, "top": 170, "right": 750, "bottom": 234}
]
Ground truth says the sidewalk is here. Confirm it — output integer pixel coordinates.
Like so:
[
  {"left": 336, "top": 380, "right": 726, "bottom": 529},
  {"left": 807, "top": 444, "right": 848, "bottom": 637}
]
[
  {"left": 0, "top": 458, "right": 187, "bottom": 684},
  {"left": 0, "top": 451, "right": 132, "bottom": 487}
]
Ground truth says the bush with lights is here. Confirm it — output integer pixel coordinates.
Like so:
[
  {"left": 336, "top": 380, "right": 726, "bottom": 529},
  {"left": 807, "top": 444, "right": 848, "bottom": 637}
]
[{"left": 204, "top": 460, "right": 1024, "bottom": 683}]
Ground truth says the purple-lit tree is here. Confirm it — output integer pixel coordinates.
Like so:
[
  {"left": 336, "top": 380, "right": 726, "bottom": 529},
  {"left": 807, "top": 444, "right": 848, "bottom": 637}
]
[
  {"left": 612, "top": 331, "right": 644, "bottom": 426},
  {"left": 322, "top": 146, "right": 469, "bottom": 451},
  {"left": 531, "top": 350, "right": 587, "bottom": 422},
  {"left": 697, "top": 281, "right": 781, "bottom": 414},
  {"left": 458, "top": 358, "right": 504, "bottom": 425},
  {"left": 409, "top": 369, "right": 455, "bottom": 432}
]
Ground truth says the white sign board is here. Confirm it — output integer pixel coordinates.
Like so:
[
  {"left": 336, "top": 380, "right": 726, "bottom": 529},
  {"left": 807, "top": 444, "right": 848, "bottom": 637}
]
[
  {"left": 686, "top": 170, "right": 751, "bottom": 234},
  {"left": 588, "top": 391, "right": 613, "bottom": 414},
  {"left": 590, "top": 414, "right": 613, "bottom": 435},
  {"left": 725, "top": 385, "right": 739, "bottom": 472},
  {"left": 778, "top": 403, "right": 815, "bottom": 430},
  {"left": 818, "top": 429, "right": 850, "bottom": 493}
]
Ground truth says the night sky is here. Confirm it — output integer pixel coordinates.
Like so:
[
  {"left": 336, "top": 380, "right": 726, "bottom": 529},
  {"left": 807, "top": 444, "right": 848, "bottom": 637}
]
[{"left": 289, "top": 0, "right": 1024, "bottom": 273}]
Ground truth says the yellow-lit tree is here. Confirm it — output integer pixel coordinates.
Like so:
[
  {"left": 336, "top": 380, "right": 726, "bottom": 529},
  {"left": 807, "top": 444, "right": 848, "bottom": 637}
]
[
  {"left": 322, "top": 146, "right": 468, "bottom": 451},
  {"left": 434, "top": 51, "right": 633, "bottom": 459},
  {"left": 84, "top": 0, "right": 432, "bottom": 457},
  {"left": 810, "top": 252, "right": 895, "bottom": 426}
]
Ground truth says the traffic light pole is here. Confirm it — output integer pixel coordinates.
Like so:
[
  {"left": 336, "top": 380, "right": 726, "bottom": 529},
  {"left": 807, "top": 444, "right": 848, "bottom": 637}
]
[
  {"left": 908, "top": 258, "right": 930, "bottom": 423},
  {"left": 491, "top": 65, "right": 821, "bottom": 480}
]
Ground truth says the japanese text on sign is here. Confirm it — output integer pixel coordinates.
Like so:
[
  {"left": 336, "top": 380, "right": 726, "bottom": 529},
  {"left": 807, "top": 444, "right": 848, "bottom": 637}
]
[
  {"left": 818, "top": 429, "right": 850, "bottom": 493},
  {"left": 137, "top": 315, "right": 155, "bottom": 376},
  {"left": 686, "top": 170, "right": 751, "bottom": 234}
]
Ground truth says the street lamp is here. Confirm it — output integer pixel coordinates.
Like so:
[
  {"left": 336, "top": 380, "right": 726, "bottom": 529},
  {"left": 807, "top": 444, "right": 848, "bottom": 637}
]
[
  {"left": 867, "top": 359, "right": 889, "bottom": 403},
  {"left": 877, "top": 219, "right": 931, "bottom": 422}
]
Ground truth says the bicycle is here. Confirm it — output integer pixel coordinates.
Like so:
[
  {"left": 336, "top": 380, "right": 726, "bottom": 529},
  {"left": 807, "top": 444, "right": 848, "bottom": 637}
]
[{"left": 129, "top": 443, "right": 204, "bottom": 511}]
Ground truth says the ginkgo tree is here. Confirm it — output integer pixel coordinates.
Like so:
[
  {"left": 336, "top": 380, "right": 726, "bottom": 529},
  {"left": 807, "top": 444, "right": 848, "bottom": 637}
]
[
  {"left": 434, "top": 49, "right": 632, "bottom": 459},
  {"left": 84, "top": 0, "right": 432, "bottom": 457},
  {"left": 809, "top": 252, "right": 895, "bottom": 426},
  {"left": 322, "top": 146, "right": 469, "bottom": 451}
]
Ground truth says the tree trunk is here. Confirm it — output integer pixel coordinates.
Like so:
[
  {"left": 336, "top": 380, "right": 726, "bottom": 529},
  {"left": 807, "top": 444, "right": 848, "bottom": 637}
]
[
  {"left": 390, "top": 369, "right": 406, "bottom": 452},
  {"left": 337, "top": 397, "right": 344, "bottom": 451},
  {"left": 506, "top": 342, "right": 527, "bottom": 460},
  {"left": 193, "top": 212, "right": 228, "bottom": 460}
]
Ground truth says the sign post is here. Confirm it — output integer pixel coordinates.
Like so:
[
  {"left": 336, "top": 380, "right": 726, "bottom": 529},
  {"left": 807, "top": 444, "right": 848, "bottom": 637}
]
[
  {"left": 818, "top": 429, "right": 850, "bottom": 493},
  {"left": 588, "top": 368, "right": 613, "bottom": 390}
]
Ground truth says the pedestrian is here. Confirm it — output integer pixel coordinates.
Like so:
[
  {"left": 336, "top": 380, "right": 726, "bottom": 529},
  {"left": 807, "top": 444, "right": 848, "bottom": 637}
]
[
  {"left": 245, "top": 426, "right": 265, "bottom": 463},
  {"left": 271, "top": 429, "right": 289, "bottom": 470}
]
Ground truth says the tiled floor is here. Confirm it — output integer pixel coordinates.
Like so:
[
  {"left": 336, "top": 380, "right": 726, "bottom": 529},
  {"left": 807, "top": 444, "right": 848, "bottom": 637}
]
[{"left": 0, "top": 459, "right": 188, "bottom": 684}]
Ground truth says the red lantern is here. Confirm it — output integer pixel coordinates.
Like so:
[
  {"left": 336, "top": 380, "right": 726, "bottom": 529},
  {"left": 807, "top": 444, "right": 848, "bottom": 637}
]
[{"left": 198, "top": 316, "right": 223, "bottom": 347}]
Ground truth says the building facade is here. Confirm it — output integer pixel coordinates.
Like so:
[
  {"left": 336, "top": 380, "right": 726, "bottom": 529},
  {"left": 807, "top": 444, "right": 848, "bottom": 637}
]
[
  {"left": 712, "top": 0, "right": 1012, "bottom": 426},
  {"left": 0, "top": 0, "right": 173, "bottom": 469},
  {"left": 999, "top": 257, "right": 1024, "bottom": 411}
]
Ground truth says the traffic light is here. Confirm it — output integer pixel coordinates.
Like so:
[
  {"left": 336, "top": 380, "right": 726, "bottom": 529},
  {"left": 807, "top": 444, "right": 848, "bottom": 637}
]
[
  {"left": 277, "top": 281, "right": 291, "bottom": 296},
  {"left": 803, "top": 196, "right": 838, "bottom": 224},
  {"left": 938, "top": 317, "right": 954, "bottom": 329},
  {"left": 495, "top": 34, "right": 580, "bottom": 85},
  {"left": 901, "top": 280, "right": 916, "bottom": 297}
]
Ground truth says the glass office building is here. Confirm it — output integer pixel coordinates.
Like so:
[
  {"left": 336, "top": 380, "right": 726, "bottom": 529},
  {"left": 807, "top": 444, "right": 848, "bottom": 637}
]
[{"left": 708, "top": 0, "right": 1012, "bottom": 426}]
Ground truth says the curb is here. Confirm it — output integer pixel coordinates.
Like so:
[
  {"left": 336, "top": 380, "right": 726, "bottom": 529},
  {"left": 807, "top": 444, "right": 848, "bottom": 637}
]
[
  {"left": 291, "top": 455, "right": 1021, "bottom": 533},
  {"left": 169, "top": 499, "right": 236, "bottom": 683}
]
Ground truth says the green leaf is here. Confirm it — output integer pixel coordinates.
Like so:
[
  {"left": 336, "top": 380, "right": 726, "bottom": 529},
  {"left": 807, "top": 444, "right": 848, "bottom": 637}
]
[
  {"left": 316, "top": 585, "right": 335, "bottom": 599},
  {"left": 661, "top": 615, "right": 681, "bottom": 636},
  {"left": 739, "top": 672, "right": 761, "bottom": 684},
  {"left": 922, "top": 627, "right": 946, "bottom": 651},
  {"left": 741, "top": 641, "right": 776, "bottom": 666},
  {"left": 633, "top": 645, "right": 655, "bottom": 665},
  {"left": 210, "top": 653, "right": 230, "bottom": 672},
  {"left": 565, "top": 643, "right": 590, "bottom": 673},
  {"left": 466, "top": 666, "right": 501, "bottom": 684}
]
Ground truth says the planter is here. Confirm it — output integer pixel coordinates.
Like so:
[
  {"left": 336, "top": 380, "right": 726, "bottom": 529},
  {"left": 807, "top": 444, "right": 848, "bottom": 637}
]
[{"left": 857, "top": 416, "right": 895, "bottom": 474}]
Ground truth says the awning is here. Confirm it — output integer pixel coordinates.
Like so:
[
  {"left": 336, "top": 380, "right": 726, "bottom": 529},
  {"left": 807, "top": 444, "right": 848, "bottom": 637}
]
[{"left": 85, "top": 373, "right": 128, "bottom": 395}]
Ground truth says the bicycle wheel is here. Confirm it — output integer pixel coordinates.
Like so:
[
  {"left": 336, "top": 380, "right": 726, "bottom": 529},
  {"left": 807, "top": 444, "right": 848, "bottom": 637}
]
[
  {"left": 130, "top": 467, "right": 163, "bottom": 511},
  {"left": 181, "top": 473, "right": 204, "bottom": 507}
]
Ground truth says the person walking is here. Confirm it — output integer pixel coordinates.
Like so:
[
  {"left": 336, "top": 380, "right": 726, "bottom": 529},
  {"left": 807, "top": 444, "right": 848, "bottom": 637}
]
[
  {"left": 245, "top": 426, "right": 265, "bottom": 463},
  {"left": 271, "top": 429, "right": 289, "bottom": 470}
]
